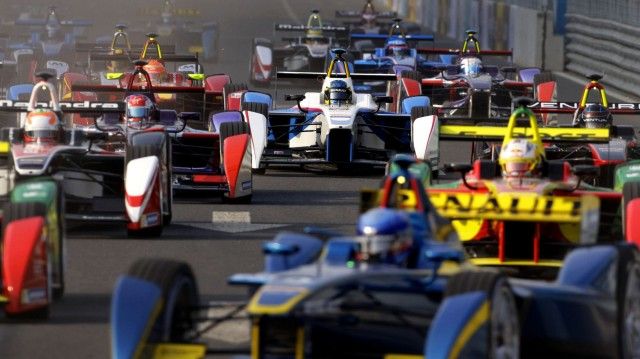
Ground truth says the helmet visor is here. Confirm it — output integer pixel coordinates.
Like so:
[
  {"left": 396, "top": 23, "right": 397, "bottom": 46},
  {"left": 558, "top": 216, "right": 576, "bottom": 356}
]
[
  {"left": 127, "top": 106, "right": 148, "bottom": 118},
  {"left": 329, "top": 89, "right": 351, "bottom": 105},
  {"left": 504, "top": 162, "right": 531, "bottom": 176}
]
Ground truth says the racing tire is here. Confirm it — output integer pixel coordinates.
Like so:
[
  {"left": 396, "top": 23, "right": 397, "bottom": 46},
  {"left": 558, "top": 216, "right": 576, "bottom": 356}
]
[
  {"left": 445, "top": 270, "right": 520, "bottom": 359},
  {"left": 3, "top": 202, "right": 54, "bottom": 318},
  {"left": 126, "top": 144, "right": 166, "bottom": 238},
  {"left": 400, "top": 70, "right": 422, "bottom": 81},
  {"left": 16, "top": 53, "right": 35, "bottom": 84},
  {"left": 410, "top": 106, "right": 432, "bottom": 122},
  {"left": 219, "top": 121, "right": 249, "bottom": 145},
  {"left": 623, "top": 181, "right": 640, "bottom": 240},
  {"left": 241, "top": 101, "right": 269, "bottom": 120},
  {"left": 615, "top": 245, "right": 640, "bottom": 359},
  {"left": 127, "top": 259, "right": 199, "bottom": 342}
]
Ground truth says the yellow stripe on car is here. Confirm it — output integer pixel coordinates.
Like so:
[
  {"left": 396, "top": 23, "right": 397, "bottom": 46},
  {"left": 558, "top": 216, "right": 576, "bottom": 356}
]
[
  {"left": 440, "top": 125, "right": 610, "bottom": 143},
  {"left": 448, "top": 301, "right": 490, "bottom": 359},
  {"left": 0, "top": 141, "right": 9, "bottom": 153},
  {"left": 150, "top": 343, "right": 206, "bottom": 359}
]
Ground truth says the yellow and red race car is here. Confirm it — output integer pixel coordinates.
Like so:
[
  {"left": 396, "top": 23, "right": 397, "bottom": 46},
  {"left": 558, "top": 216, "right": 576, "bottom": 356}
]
[{"left": 426, "top": 98, "right": 637, "bottom": 277}]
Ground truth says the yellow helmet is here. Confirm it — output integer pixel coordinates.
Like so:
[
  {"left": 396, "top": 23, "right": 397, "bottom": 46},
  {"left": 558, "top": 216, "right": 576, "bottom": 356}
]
[{"left": 499, "top": 139, "right": 541, "bottom": 178}]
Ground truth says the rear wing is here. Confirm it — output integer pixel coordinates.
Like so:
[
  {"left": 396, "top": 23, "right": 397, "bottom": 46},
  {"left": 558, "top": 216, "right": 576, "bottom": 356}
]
[
  {"left": 0, "top": 99, "right": 124, "bottom": 114},
  {"left": 438, "top": 123, "right": 610, "bottom": 143},
  {"left": 275, "top": 24, "right": 348, "bottom": 32},
  {"left": 417, "top": 47, "right": 512, "bottom": 56},
  {"left": 71, "top": 84, "right": 205, "bottom": 94},
  {"left": 428, "top": 191, "right": 599, "bottom": 223},
  {"left": 13, "top": 19, "right": 92, "bottom": 27},
  {"left": 87, "top": 53, "right": 196, "bottom": 63},
  {"left": 351, "top": 33, "right": 434, "bottom": 42},
  {"left": 277, "top": 71, "right": 397, "bottom": 81},
  {"left": 76, "top": 43, "right": 176, "bottom": 54},
  {"left": 530, "top": 101, "right": 640, "bottom": 115},
  {"left": 335, "top": 10, "right": 396, "bottom": 18}
]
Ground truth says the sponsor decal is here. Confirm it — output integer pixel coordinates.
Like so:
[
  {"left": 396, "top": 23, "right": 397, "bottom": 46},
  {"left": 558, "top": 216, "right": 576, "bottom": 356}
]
[
  {"left": 242, "top": 180, "right": 252, "bottom": 190},
  {"left": 143, "top": 212, "right": 160, "bottom": 228},
  {"left": 22, "top": 288, "right": 47, "bottom": 304},
  {"left": 531, "top": 102, "right": 640, "bottom": 110},
  {"left": 0, "top": 100, "right": 122, "bottom": 110},
  {"left": 429, "top": 192, "right": 594, "bottom": 222}
]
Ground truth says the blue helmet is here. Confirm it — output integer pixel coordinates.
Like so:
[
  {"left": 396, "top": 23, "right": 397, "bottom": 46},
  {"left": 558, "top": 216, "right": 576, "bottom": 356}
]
[
  {"left": 325, "top": 80, "right": 352, "bottom": 105},
  {"left": 355, "top": 208, "right": 414, "bottom": 265}
]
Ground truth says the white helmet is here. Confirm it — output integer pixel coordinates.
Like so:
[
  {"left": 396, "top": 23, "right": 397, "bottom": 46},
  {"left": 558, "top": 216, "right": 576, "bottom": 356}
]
[
  {"left": 24, "top": 109, "right": 61, "bottom": 143},
  {"left": 499, "top": 139, "right": 541, "bottom": 178},
  {"left": 460, "top": 57, "right": 482, "bottom": 76}
]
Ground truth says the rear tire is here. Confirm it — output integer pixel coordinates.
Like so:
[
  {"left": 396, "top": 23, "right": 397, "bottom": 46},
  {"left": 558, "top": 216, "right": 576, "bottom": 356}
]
[
  {"left": 241, "top": 101, "right": 269, "bottom": 120},
  {"left": 127, "top": 259, "right": 199, "bottom": 342},
  {"left": 445, "top": 270, "right": 520, "bottom": 359},
  {"left": 219, "top": 121, "right": 249, "bottom": 144}
]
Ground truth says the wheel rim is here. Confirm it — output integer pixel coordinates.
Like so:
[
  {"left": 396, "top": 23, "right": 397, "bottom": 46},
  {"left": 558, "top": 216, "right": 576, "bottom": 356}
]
[
  {"left": 624, "top": 265, "right": 640, "bottom": 358},
  {"left": 491, "top": 281, "right": 520, "bottom": 359}
]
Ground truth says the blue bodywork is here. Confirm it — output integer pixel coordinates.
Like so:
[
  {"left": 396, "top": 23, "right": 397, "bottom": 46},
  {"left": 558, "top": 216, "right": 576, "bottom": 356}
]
[{"left": 109, "top": 155, "right": 638, "bottom": 358}]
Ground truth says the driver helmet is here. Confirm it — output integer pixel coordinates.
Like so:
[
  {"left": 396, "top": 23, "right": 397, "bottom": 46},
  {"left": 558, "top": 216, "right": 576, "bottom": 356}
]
[
  {"left": 24, "top": 109, "right": 61, "bottom": 143},
  {"left": 460, "top": 57, "right": 482, "bottom": 76},
  {"left": 574, "top": 103, "right": 613, "bottom": 129},
  {"left": 125, "top": 94, "right": 154, "bottom": 129},
  {"left": 143, "top": 59, "right": 167, "bottom": 83},
  {"left": 499, "top": 138, "right": 541, "bottom": 178},
  {"left": 356, "top": 208, "right": 414, "bottom": 266},
  {"left": 386, "top": 39, "right": 410, "bottom": 58},
  {"left": 324, "top": 80, "right": 352, "bottom": 106}
]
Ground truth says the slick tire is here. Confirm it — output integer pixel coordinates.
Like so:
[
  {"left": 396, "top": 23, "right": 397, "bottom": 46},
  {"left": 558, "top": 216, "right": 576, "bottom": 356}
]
[
  {"left": 615, "top": 245, "right": 640, "bottom": 359},
  {"left": 533, "top": 71, "right": 555, "bottom": 98},
  {"left": 241, "top": 101, "right": 269, "bottom": 119},
  {"left": 223, "top": 83, "right": 248, "bottom": 110},
  {"left": 127, "top": 259, "right": 199, "bottom": 342},
  {"left": 400, "top": 70, "right": 423, "bottom": 81},
  {"left": 445, "top": 270, "right": 520, "bottom": 359},
  {"left": 410, "top": 106, "right": 432, "bottom": 122}
]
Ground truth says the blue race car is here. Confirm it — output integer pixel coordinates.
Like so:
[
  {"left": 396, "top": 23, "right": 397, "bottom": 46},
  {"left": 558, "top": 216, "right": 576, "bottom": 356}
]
[
  {"left": 4, "top": 6, "right": 91, "bottom": 83},
  {"left": 109, "top": 154, "right": 640, "bottom": 359}
]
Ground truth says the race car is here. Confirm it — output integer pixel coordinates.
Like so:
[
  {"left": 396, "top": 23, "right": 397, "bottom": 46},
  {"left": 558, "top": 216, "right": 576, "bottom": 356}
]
[
  {"left": 0, "top": 179, "right": 66, "bottom": 319},
  {"left": 349, "top": 19, "right": 434, "bottom": 73},
  {"left": 421, "top": 98, "right": 640, "bottom": 272},
  {"left": 73, "top": 60, "right": 260, "bottom": 205},
  {"left": 418, "top": 30, "right": 543, "bottom": 118},
  {"left": 2, "top": 6, "right": 91, "bottom": 83},
  {"left": 108, "top": 154, "right": 640, "bottom": 359},
  {"left": 528, "top": 74, "right": 640, "bottom": 187},
  {"left": 249, "top": 10, "right": 348, "bottom": 86},
  {"left": 335, "top": 0, "right": 420, "bottom": 35},
  {"left": 124, "top": 0, "right": 219, "bottom": 61},
  {"left": 243, "top": 49, "right": 429, "bottom": 171},
  {"left": 72, "top": 34, "right": 232, "bottom": 127}
]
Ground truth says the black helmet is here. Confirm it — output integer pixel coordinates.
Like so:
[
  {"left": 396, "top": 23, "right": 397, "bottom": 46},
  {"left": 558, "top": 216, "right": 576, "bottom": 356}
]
[
  {"left": 576, "top": 103, "right": 612, "bottom": 128},
  {"left": 325, "top": 80, "right": 352, "bottom": 106}
]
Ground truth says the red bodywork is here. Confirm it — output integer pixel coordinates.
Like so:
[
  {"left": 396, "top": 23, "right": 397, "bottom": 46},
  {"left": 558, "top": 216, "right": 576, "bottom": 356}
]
[{"left": 2, "top": 217, "right": 49, "bottom": 315}]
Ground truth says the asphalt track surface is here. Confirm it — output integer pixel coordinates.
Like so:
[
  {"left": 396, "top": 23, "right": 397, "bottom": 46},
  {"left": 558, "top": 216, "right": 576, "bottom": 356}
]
[{"left": 1, "top": 1, "right": 640, "bottom": 358}]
